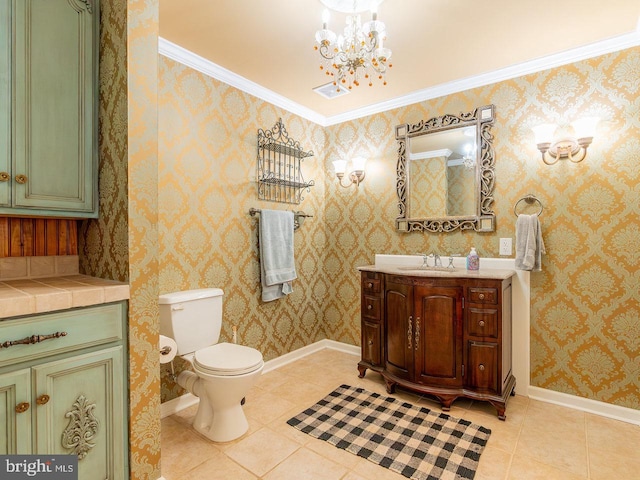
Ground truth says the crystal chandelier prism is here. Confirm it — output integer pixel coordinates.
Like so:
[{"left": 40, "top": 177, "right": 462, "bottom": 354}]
[{"left": 314, "top": 0, "right": 392, "bottom": 91}]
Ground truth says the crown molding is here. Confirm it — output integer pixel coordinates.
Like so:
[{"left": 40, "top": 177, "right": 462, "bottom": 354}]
[
  {"left": 158, "top": 38, "right": 326, "bottom": 126},
  {"left": 159, "top": 29, "right": 640, "bottom": 128}
]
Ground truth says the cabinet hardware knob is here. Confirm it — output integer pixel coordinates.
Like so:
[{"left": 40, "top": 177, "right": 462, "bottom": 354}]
[
  {"left": 368, "top": 340, "right": 373, "bottom": 346},
  {"left": 478, "top": 364, "right": 485, "bottom": 371},
  {"left": 407, "top": 316, "right": 413, "bottom": 349},
  {"left": 36, "top": 394, "right": 50, "bottom": 405},
  {"left": 15, "top": 174, "right": 28, "bottom": 184},
  {"left": 0, "top": 172, "right": 9, "bottom": 182},
  {"left": 367, "top": 282, "right": 373, "bottom": 288},
  {"left": 478, "top": 320, "right": 485, "bottom": 327},
  {"left": 367, "top": 304, "right": 373, "bottom": 310},
  {"left": 478, "top": 293, "right": 485, "bottom": 300},
  {"left": 15, "top": 402, "right": 30, "bottom": 413}
]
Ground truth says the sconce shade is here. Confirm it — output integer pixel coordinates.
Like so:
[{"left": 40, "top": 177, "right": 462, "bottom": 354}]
[
  {"left": 333, "top": 159, "right": 347, "bottom": 175},
  {"left": 352, "top": 156, "right": 367, "bottom": 172},
  {"left": 531, "top": 123, "right": 557, "bottom": 145},
  {"left": 571, "top": 116, "right": 600, "bottom": 139}
]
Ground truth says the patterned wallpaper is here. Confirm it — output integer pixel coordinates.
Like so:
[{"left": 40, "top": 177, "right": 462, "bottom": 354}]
[
  {"left": 409, "top": 156, "right": 447, "bottom": 218},
  {"left": 158, "top": 46, "right": 639, "bottom": 411},
  {"left": 79, "top": 0, "right": 161, "bottom": 479}
]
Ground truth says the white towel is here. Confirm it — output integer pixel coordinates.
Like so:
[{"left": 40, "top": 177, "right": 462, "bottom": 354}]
[
  {"left": 259, "top": 209, "right": 297, "bottom": 302},
  {"left": 515, "top": 214, "right": 546, "bottom": 271}
]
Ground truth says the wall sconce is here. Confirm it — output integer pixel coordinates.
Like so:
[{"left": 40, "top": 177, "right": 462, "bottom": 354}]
[
  {"left": 532, "top": 117, "right": 599, "bottom": 165},
  {"left": 333, "top": 156, "right": 367, "bottom": 187}
]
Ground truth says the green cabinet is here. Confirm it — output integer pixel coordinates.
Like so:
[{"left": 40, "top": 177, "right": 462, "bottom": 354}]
[
  {"left": 0, "top": 0, "right": 99, "bottom": 217},
  {"left": 0, "top": 302, "right": 128, "bottom": 480}
]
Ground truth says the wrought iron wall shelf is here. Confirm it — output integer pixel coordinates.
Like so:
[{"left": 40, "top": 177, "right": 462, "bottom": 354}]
[{"left": 257, "top": 118, "right": 314, "bottom": 204}]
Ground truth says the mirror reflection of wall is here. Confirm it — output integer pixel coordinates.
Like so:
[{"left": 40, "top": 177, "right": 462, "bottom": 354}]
[{"left": 408, "top": 126, "right": 476, "bottom": 218}]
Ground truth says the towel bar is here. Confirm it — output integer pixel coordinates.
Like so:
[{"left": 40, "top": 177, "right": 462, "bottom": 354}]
[
  {"left": 514, "top": 194, "right": 543, "bottom": 217},
  {"left": 249, "top": 208, "right": 312, "bottom": 230}
]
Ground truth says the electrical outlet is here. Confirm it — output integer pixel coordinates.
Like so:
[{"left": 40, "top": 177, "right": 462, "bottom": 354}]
[{"left": 499, "top": 238, "right": 512, "bottom": 256}]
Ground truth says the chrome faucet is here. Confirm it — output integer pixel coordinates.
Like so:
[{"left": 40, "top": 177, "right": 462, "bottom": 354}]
[
  {"left": 421, "top": 253, "right": 430, "bottom": 268},
  {"left": 433, "top": 253, "right": 442, "bottom": 267}
]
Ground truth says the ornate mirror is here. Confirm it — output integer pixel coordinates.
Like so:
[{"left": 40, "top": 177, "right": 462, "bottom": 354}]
[{"left": 395, "top": 105, "right": 496, "bottom": 232}]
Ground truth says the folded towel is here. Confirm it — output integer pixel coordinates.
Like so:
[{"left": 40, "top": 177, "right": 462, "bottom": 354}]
[
  {"left": 259, "top": 209, "right": 297, "bottom": 302},
  {"left": 515, "top": 214, "right": 546, "bottom": 271}
]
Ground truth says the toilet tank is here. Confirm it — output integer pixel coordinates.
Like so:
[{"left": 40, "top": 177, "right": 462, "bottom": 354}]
[{"left": 159, "top": 288, "right": 224, "bottom": 355}]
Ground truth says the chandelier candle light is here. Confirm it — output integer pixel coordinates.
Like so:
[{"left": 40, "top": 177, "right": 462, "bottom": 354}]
[{"left": 315, "top": 0, "right": 392, "bottom": 91}]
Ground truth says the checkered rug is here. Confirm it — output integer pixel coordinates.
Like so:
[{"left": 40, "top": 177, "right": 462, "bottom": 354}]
[{"left": 287, "top": 384, "right": 491, "bottom": 480}]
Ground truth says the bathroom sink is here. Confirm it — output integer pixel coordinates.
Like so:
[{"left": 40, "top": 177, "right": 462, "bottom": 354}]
[{"left": 396, "top": 266, "right": 460, "bottom": 273}]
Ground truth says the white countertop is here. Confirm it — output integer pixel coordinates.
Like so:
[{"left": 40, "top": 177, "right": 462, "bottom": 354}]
[
  {"left": 358, "top": 264, "right": 516, "bottom": 280},
  {"left": 0, "top": 275, "right": 130, "bottom": 319}
]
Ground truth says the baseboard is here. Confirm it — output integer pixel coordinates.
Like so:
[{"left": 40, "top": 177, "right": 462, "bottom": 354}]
[
  {"left": 160, "top": 340, "right": 359, "bottom": 418},
  {"left": 528, "top": 386, "right": 640, "bottom": 425}
]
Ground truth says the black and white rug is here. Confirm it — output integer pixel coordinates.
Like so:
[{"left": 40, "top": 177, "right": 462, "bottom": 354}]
[{"left": 287, "top": 384, "right": 491, "bottom": 480}]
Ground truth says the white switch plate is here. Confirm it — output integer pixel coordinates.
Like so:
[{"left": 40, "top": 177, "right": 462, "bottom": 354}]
[{"left": 499, "top": 238, "right": 512, "bottom": 256}]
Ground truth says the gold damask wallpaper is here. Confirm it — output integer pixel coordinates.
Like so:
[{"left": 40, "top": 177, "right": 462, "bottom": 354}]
[{"left": 159, "top": 46, "right": 639, "bottom": 411}]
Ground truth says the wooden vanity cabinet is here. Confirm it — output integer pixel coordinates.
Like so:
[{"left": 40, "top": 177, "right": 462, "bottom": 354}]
[{"left": 358, "top": 271, "right": 516, "bottom": 420}]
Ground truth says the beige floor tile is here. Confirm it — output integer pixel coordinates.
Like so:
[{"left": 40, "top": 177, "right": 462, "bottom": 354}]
[
  {"left": 243, "top": 388, "right": 298, "bottom": 425},
  {"left": 173, "top": 449, "right": 257, "bottom": 480},
  {"left": 351, "top": 457, "right": 412, "bottom": 480},
  {"left": 304, "top": 437, "right": 362, "bottom": 469},
  {"left": 255, "top": 368, "right": 294, "bottom": 392},
  {"left": 263, "top": 447, "right": 348, "bottom": 480},
  {"left": 587, "top": 414, "right": 640, "bottom": 480},
  {"left": 474, "top": 446, "right": 512, "bottom": 480},
  {"left": 508, "top": 454, "right": 588, "bottom": 479},
  {"left": 225, "top": 427, "right": 300, "bottom": 477},
  {"left": 266, "top": 410, "right": 318, "bottom": 446},
  {"left": 160, "top": 417, "right": 220, "bottom": 479},
  {"left": 340, "top": 472, "right": 368, "bottom": 480}
]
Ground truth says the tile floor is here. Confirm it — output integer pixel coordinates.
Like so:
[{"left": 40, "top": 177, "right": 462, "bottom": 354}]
[{"left": 161, "top": 349, "right": 639, "bottom": 480}]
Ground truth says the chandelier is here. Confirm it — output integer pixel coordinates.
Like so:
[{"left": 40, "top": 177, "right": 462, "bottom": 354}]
[{"left": 314, "top": 0, "right": 392, "bottom": 91}]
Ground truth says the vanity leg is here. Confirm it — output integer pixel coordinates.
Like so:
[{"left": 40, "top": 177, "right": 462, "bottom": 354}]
[
  {"left": 357, "top": 364, "right": 368, "bottom": 378},
  {"left": 385, "top": 379, "right": 396, "bottom": 394}
]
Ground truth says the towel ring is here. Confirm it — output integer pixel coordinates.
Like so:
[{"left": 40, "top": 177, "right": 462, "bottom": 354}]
[{"left": 514, "top": 194, "right": 543, "bottom": 217}]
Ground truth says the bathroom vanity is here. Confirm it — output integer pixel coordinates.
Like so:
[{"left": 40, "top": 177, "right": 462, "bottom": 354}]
[
  {"left": 359, "top": 265, "right": 516, "bottom": 420},
  {"left": 0, "top": 275, "right": 129, "bottom": 479}
]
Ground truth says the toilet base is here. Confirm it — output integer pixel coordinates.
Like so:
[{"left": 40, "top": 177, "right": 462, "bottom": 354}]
[{"left": 193, "top": 401, "right": 249, "bottom": 443}]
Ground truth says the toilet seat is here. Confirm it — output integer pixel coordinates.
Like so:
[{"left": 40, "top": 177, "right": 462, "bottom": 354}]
[{"left": 194, "top": 342, "right": 264, "bottom": 376}]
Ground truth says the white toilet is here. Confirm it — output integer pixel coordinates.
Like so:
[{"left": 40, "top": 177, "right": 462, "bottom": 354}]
[{"left": 159, "top": 288, "right": 264, "bottom": 442}]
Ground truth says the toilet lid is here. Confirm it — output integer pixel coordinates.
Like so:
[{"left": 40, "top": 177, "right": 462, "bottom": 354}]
[{"left": 194, "top": 342, "right": 264, "bottom": 376}]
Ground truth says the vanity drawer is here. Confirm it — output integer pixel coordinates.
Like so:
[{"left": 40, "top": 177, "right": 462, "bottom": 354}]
[
  {"left": 0, "top": 303, "right": 125, "bottom": 367},
  {"left": 361, "top": 275, "right": 381, "bottom": 294},
  {"left": 468, "top": 288, "right": 498, "bottom": 304},
  {"left": 467, "top": 307, "right": 498, "bottom": 338},
  {"left": 362, "top": 295, "right": 381, "bottom": 320}
]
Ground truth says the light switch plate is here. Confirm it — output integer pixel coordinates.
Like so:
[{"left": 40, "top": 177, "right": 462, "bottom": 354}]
[{"left": 499, "top": 238, "right": 512, "bottom": 256}]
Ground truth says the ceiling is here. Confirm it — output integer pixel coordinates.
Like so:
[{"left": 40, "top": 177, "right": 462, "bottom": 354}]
[{"left": 159, "top": 0, "right": 640, "bottom": 125}]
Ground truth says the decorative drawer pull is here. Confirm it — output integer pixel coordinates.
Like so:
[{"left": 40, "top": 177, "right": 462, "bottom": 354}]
[
  {"left": 367, "top": 304, "right": 373, "bottom": 310},
  {"left": 15, "top": 174, "right": 28, "bottom": 184},
  {"left": 367, "top": 282, "right": 373, "bottom": 288},
  {"left": 0, "top": 172, "right": 9, "bottom": 182},
  {"left": 36, "top": 394, "right": 50, "bottom": 405},
  {"left": 478, "top": 293, "right": 485, "bottom": 300},
  {"left": 15, "top": 402, "right": 30, "bottom": 413},
  {"left": 414, "top": 317, "right": 420, "bottom": 350},
  {"left": 478, "top": 320, "right": 485, "bottom": 327},
  {"left": 478, "top": 364, "right": 485, "bottom": 371},
  {"left": 368, "top": 340, "right": 374, "bottom": 346},
  {"left": 407, "top": 316, "right": 413, "bottom": 349},
  {"left": 0, "top": 331, "right": 67, "bottom": 349}
]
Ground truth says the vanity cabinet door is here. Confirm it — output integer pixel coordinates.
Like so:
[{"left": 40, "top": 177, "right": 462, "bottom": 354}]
[
  {"left": 413, "top": 285, "right": 463, "bottom": 388},
  {"left": 361, "top": 321, "right": 382, "bottom": 367},
  {"left": 465, "top": 341, "right": 499, "bottom": 395},
  {"left": 33, "top": 346, "right": 125, "bottom": 480},
  {"left": 384, "top": 281, "right": 413, "bottom": 381},
  {"left": 0, "top": 368, "right": 32, "bottom": 454}
]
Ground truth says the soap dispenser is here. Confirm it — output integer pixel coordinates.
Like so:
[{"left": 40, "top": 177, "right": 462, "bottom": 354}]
[{"left": 467, "top": 247, "right": 479, "bottom": 271}]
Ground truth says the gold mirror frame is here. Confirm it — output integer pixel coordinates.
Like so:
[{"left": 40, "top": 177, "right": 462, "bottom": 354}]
[{"left": 395, "top": 105, "right": 496, "bottom": 232}]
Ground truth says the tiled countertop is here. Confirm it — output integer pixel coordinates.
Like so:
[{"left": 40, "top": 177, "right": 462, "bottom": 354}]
[{"left": 0, "top": 275, "right": 130, "bottom": 319}]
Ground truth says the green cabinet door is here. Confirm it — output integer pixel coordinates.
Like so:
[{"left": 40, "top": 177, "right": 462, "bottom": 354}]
[
  {"left": 0, "top": 368, "right": 32, "bottom": 454},
  {"left": 12, "top": 0, "right": 98, "bottom": 215},
  {"left": 33, "top": 347, "right": 125, "bottom": 480},
  {"left": 0, "top": 0, "right": 9, "bottom": 206}
]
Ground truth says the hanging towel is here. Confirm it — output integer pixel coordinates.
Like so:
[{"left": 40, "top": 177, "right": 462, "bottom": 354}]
[
  {"left": 259, "top": 209, "right": 297, "bottom": 302},
  {"left": 515, "top": 214, "right": 546, "bottom": 271}
]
